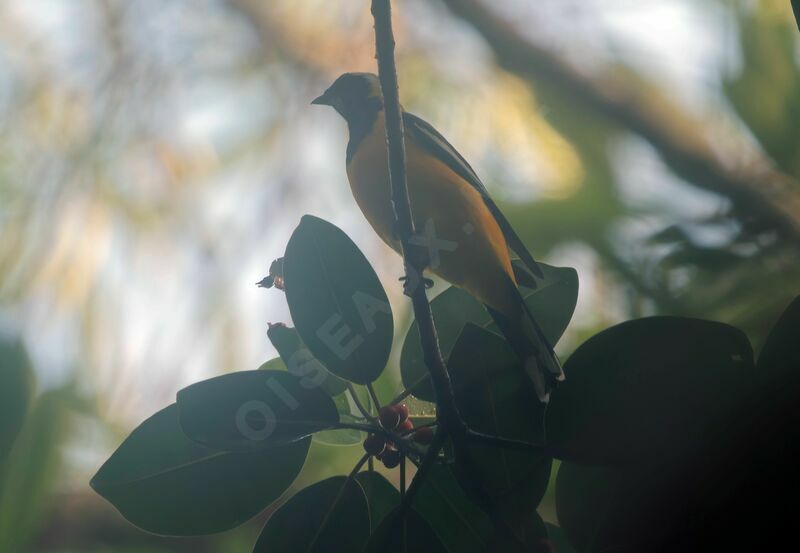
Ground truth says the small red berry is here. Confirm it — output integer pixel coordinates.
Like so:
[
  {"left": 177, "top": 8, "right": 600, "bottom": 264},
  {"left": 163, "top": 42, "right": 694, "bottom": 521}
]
[
  {"left": 412, "top": 426, "right": 434, "bottom": 444},
  {"left": 394, "top": 403, "right": 409, "bottom": 422},
  {"left": 379, "top": 406, "right": 401, "bottom": 430},
  {"left": 381, "top": 448, "right": 401, "bottom": 469},
  {"left": 363, "top": 434, "right": 386, "bottom": 456},
  {"left": 397, "top": 418, "right": 414, "bottom": 435}
]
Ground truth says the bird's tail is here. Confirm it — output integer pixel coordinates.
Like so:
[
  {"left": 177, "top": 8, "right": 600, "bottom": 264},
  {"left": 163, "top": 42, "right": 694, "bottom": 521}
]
[{"left": 487, "top": 278, "right": 564, "bottom": 403}]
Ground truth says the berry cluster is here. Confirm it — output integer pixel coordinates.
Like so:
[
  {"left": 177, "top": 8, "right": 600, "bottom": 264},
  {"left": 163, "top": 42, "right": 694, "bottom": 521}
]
[{"left": 362, "top": 404, "right": 434, "bottom": 468}]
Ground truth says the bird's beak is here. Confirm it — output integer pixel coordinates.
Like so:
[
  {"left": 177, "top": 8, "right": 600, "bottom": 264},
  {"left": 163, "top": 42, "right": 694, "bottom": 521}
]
[{"left": 311, "top": 91, "right": 332, "bottom": 106}]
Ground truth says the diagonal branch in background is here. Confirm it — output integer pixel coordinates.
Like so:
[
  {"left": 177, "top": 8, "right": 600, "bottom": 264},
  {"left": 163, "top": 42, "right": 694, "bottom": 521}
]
[{"left": 440, "top": 0, "right": 800, "bottom": 244}]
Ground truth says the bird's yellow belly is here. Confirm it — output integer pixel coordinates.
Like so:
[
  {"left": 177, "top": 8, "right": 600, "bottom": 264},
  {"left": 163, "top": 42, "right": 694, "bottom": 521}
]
[{"left": 346, "top": 115, "right": 516, "bottom": 313}]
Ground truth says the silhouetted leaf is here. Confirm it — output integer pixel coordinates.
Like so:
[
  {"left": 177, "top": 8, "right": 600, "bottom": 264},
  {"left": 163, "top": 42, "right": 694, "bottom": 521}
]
[
  {"left": 414, "top": 464, "right": 493, "bottom": 553},
  {"left": 284, "top": 215, "right": 393, "bottom": 384},
  {"left": 555, "top": 462, "right": 622, "bottom": 553},
  {"left": 402, "top": 263, "right": 577, "bottom": 401},
  {"left": 546, "top": 317, "right": 754, "bottom": 464},
  {"left": 794, "top": 0, "right": 800, "bottom": 31},
  {"left": 177, "top": 370, "right": 339, "bottom": 450},
  {"left": 268, "top": 324, "right": 348, "bottom": 396},
  {"left": 449, "top": 324, "right": 552, "bottom": 539},
  {"left": 0, "top": 339, "right": 33, "bottom": 468},
  {"left": 253, "top": 475, "right": 370, "bottom": 553},
  {"left": 363, "top": 508, "right": 447, "bottom": 553},
  {"left": 757, "top": 295, "right": 800, "bottom": 381},
  {"left": 91, "top": 404, "right": 309, "bottom": 536},
  {"left": 355, "top": 471, "right": 399, "bottom": 532},
  {"left": 545, "top": 523, "right": 578, "bottom": 553},
  {"left": 313, "top": 393, "right": 363, "bottom": 445}
]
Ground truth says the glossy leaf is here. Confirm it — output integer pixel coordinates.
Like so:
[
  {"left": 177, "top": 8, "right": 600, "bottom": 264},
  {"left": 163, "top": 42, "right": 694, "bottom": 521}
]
[
  {"left": 253, "top": 475, "right": 370, "bottom": 553},
  {"left": 284, "top": 215, "right": 393, "bottom": 384},
  {"left": 91, "top": 404, "right": 309, "bottom": 536},
  {"left": 363, "top": 508, "right": 448, "bottom": 553},
  {"left": 267, "top": 324, "right": 348, "bottom": 396},
  {"left": 355, "top": 471, "right": 399, "bottom": 532},
  {"left": 546, "top": 317, "right": 755, "bottom": 464},
  {"left": 177, "top": 370, "right": 339, "bottom": 450},
  {"left": 313, "top": 393, "right": 363, "bottom": 445},
  {"left": 414, "top": 464, "right": 493, "bottom": 553},
  {"left": 545, "top": 523, "right": 578, "bottom": 553},
  {"left": 402, "top": 263, "right": 578, "bottom": 401},
  {"left": 757, "top": 295, "right": 800, "bottom": 380},
  {"left": 448, "top": 324, "right": 552, "bottom": 538}
]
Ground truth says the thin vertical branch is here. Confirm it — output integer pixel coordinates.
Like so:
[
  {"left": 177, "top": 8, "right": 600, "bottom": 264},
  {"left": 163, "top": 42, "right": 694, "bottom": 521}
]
[{"left": 370, "top": 0, "right": 465, "bottom": 439}]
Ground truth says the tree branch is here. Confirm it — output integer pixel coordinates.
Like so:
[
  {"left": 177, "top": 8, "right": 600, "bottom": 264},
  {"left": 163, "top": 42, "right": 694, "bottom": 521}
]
[
  {"left": 440, "top": 0, "right": 800, "bottom": 243},
  {"left": 370, "top": 0, "right": 466, "bottom": 438}
]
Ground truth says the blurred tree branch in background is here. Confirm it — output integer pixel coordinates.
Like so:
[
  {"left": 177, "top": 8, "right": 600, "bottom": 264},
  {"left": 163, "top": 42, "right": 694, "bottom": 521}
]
[{"left": 441, "top": 0, "right": 800, "bottom": 241}]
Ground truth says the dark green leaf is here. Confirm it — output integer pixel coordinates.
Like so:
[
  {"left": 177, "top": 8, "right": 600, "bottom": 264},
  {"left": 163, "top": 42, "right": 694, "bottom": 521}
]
[
  {"left": 757, "top": 295, "right": 800, "bottom": 383},
  {"left": 363, "top": 508, "right": 448, "bottom": 553},
  {"left": 91, "top": 404, "right": 309, "bottom": 536},
  {"left": 794, "top": 0, "right": 800, "bottom": 31},
  {"left": 449, "top": 324, "right": 552, "bottom": 538},
  {"left": 402, "top": 263, "right": 577, "bottom": 401},
  {"left": 268, "top": 324, "right": 348, "bottom": 396},
  {"left": 546, "top": 317, "right": 754, "bottom": 464},
  {"left": 555, "top": 462, "right": 621, "bottom": 553},
  {"left": 177, "top": 370, "right": 339, "bottom": 450},
  {"left": 355, "top": 471, "right": 399, "bottom": 532},
  {"left": 253, "top": 475, "right": 370, "bottom": 553},
  {"left": 0, "top": 339, "right": 34, "bottom": 466},
  {"left": 545, "top": 523, "right": 578, "bottom": 553},
  {"left": 313, "top": 393, "right": 364, "bottom": 445},
  {"left": 284, "top": 215, "right": 393, "bottom": 384},
  {"left": 414, "top": 464, "right": 493, "bottom": 553}
]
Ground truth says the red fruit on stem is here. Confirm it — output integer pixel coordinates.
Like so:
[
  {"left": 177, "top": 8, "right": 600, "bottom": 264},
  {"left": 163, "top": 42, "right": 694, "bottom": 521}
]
[
  {"left": 363, "top": 434, "right": 386, "bottom": 456},
  {"left": 381, "top": 448, "right": 401, "bottom": 469},
  {"left": 379, "top": 405, "right": 401, "bottom": 429},
  {"left": 413, "top": 426, "right": 434, "bottom": 444},
  {"left": 398, "top": 419, "right": 414, "bottom": 435},
  {"left": 394, "top": 403, "right": 409, "bottom": 422}
]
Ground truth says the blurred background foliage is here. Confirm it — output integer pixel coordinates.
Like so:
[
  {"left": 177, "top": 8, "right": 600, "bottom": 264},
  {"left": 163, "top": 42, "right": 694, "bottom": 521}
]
[{"left": 0, "top": 0, "right": 797, "bottom": 551}]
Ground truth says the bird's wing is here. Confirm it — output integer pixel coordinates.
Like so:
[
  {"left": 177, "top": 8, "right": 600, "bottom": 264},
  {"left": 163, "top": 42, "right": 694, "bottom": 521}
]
[{"left": 403, "top": 111, "right": 544, "bottom": 279}]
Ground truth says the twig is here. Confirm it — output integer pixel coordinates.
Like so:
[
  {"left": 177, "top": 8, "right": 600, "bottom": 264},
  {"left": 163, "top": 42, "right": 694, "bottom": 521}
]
[
  {"left": 367, "top": 383, "right": 382, "bottom": 412},
  {"left": 371, "top": 2, "right": 526, "bottom": 548},
  {"left": 347, "top": 383, "right": 377, "bottom": 422}
]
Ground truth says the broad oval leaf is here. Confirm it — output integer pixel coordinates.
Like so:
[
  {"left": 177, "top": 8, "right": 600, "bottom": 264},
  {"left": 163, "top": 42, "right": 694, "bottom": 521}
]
[
  {"left": 401, "top": 263, "right": 578, "bottom": 401},
  {"left": 284, "top": 215, "right": 393, "bottom": 384},
  {"left": 546, "top": 317, "right": 754, "bottom": 464},
  {"left": 449, "top": 324, "right": 552, "bottom": 538},
  {"left": 177, "top": 370, "right": 339, "bottom": 450},
  {"left": 363, "top": 508, "right": 448, "bottom": 553},
  {"left": 355, "top": 471, "right": 399, "bottom": 532},
  {"left": 91, "top": 404, "right": 309, "bottom": 536},
  {"left": 253, "top": 475, "right": 370, "bottom": 553},
  {"left": 757, "top": 295, "right": 800, "bottom": 384},
  {"left": 414, "top": 464, "right": 493, "bottom": 553},
  {"left": 267, "top": 324, "right": 348, "bottom": 396},
  {"left": 313, "top": 393, "right": 364, "bottom": 446}
]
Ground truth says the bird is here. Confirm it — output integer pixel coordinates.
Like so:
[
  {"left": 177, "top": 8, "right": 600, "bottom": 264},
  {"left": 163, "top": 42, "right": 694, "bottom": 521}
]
[{"left": 312, "top": 72, "right": 563, "bottom": 402}]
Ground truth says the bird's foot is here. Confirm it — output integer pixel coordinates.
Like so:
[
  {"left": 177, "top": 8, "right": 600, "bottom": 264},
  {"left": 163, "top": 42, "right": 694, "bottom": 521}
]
[{"left": 399, "top": 274, "right": 433, "bottom": 295}]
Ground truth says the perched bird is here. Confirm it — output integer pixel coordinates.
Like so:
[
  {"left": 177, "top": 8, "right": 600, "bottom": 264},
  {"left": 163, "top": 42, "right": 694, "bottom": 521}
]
[{"left": 312, "top": 72, "right": 563, "bottom": 402}]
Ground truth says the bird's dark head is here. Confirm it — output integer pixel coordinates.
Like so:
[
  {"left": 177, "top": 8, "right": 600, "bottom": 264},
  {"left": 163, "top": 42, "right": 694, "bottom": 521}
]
[{"left": 312, "top": 73, "right": 383, "bottom": 120}]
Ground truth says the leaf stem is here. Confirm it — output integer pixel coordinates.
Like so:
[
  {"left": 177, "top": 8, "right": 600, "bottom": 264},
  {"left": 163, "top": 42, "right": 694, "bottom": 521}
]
[
  {"left": 367, "top": 383, "right": 382, "bottom": 412},
  {"left": 347, "top": 383, "right": 377, "bottom": 423}
]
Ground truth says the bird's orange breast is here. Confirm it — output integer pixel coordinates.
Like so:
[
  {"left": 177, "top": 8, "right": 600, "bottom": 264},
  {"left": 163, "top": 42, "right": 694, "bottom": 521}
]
[{"left": 346, "top": 111, "right": 517, "bottom": 314}]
